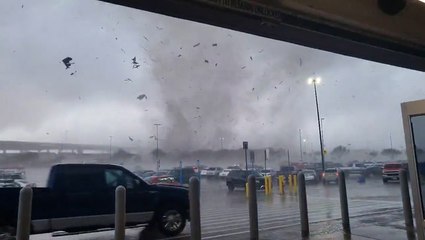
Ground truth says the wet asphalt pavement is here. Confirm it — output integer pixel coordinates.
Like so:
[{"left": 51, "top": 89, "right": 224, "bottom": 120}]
[{"left": 29, "top": 176, "right": 407, "bottom": 240}]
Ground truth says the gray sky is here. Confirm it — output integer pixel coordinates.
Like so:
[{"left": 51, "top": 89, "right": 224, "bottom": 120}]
[{"left": 1, "top": 0, "right": 425, "bottom": 152}]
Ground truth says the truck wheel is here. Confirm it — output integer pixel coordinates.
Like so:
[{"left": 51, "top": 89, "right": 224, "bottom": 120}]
[
  {"left": 227, "top": 184, "right": 235, "bottom": 192},
  {"left": 157, "top": 207, "right": 186, "bottom": 237}
]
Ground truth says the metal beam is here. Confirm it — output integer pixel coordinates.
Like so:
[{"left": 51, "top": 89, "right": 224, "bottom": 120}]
[{"left": 98, "top": 0, "right": 425, "bottom": 72}]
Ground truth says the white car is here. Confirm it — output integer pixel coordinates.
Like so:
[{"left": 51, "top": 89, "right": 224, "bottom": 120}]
[
  {"left": 302, "top": 169, "right": 317, "bottom": 183},
  {"left": 201, "top": 167, "right": 223, "bottom": 177}
]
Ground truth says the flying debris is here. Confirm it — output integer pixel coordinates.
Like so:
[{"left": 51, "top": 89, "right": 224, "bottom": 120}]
[
  {"left": 258, "top": 49, "right": 264, "bottom": 53},
  {"left": 178, "top": 54, "right": 182, "bottom": 57},
  {"left": 129, "top": 137, "right": 134, "bottom": 141},
  {"left": 212, "top": 43, "right": 218, "bottom": 47},
  {"left": 279, "top": 81, "right": 283, "bottom": 85},
  {"left": 196, "top": 107, "right": 200, "bottom": 110},
  {"left": 250, "top": 56, "right": 253, "bottom": 60},
  {"left": 274, "top": 86, "right": 277, "bottom": 89},
  {"left": 299, "top": 58, "right": 303, "bottom": 66},
  {"left": 241, "top": 66, "right": 246, "bottom": 69},
  {"left": 46, "top": 132, "right": 49, "bottom": 135},
  {"left": 204, "top": 60, "right": 209, "bottom": 63},
  {"left": 215, "top": 63, "right": 218, "bottom": 67},
  {"left": 252, "top": 88, "right": 255, "bottom": 91},
  {"left": 115, "top": 37, "right": 118, "bottom": 40},
  {"left": 21, "top": 4, "right": 24, "bottom": 8},
  {"left": 137, "top": 94, "right": 147, "bottom": 100},
  {"left": 124, "top": 78, "right": 132, "bottom": 82},
  {"left": 149, "top": 136, "right": 155, "bottom": 139},
  {"left": 193, "top": 43, "right": 200, "bottom": 47},
  {"left": 143, "top": 36, "right": 149, "bottom": 41},
  {"left": 62, "top": 57, "right": 73, "bottom": 69},
  {"left": 70, "top": 71, "right": 77, "bottom": 76},
  {"left": 132, "top": 57, "right": 140, "bottom": 68},
  {"left": 156, "top": 26, "right": 163, "bottom": 30}
]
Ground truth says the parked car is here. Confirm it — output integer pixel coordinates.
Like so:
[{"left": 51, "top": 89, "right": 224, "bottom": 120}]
[
  {"left": 302, "top": 169, "right": 318, "bottom": 183},
  {"left": 0, "top": 179, "right": 21, "bottom": 188},
  {"left": 200, "top": 167, "right": 223, "bottom": 177},
  {"left": 219, "top": 169, "right": 233, "bottom": 178},
  {"left": 322, "top": 168, "right": 339, "bottom": 184},
  {"left": 259, "top": 169, "right": 277, "bottom": 179},
  {"left": 382, "top": 163, "right": 408, "bottom": 183},
  {"left": 168, "top": 167, "right": 196, "bottom": 184},
  {"left": 226, "top": 170, "right": 265, "bottom": 192},
  {"left": 133, "top": 170, "right": 156, "bottom": 179},
  {"left": 277, "top": 166, "right": 296, "bottom": 178},
  {"left": 193, "top": 165, "right": 208, "bottom": 174},
  {"left": 144, "top": 175, "right": 179, "bottom": 186},
  {"left": 0, "top": 164, "right": 189, "bottom": 237},
  {"left": 340, "top": 163, "right": 366, "bottom": 177}
]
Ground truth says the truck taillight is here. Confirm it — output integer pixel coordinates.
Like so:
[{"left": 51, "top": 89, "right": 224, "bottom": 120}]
[
  {"left": 321, "top": 172, "right": 325, "bottom": 177},
  {"left": 336, "top": 172, "right": 339, "bottom": 177}
]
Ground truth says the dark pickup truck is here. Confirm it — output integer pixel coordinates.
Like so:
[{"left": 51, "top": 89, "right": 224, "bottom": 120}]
[{"left": 0, "top": 164, "right": 189, "bottom": 237}]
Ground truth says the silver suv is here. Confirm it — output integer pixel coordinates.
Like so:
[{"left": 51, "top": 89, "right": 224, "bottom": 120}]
[{"left": 322, "top": 168, "right": 339, "bottom": 184}]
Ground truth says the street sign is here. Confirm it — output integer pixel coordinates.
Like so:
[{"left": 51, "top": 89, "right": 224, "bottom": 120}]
[{"left": 243, "top": 141, "right": 248, "bottom": 149}]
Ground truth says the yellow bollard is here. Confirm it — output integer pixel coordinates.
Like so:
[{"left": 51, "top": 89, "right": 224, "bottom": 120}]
[
  {"left": 293, "top": 174, "right": 298, "bottom": 188},
  {"left": 264, "top": 176, "right": 269, "bottom": 195},
  {"left": 278, "top": 176, "right": 284, "bottom": 194},
  {"left": 268, "top": 176, "right": 273, "bottom": 194},
  {"left": 269, "top": 176, "right": 273, "bottom": 193},
  {"left": 246, "top": 182, "right": 249, "bottom": 198}
]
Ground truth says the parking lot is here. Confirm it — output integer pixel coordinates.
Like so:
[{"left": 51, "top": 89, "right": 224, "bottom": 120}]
[{"left": 28, "top": 175, "right": 405, "bottom": 240}]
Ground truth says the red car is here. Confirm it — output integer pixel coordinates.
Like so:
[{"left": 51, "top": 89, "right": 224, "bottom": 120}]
[
  {"left": 145, "top": 175, "right": 180, "bottom": 186},
  {"left": 382, "top": 163, "right": 408, "bottom": 183}
]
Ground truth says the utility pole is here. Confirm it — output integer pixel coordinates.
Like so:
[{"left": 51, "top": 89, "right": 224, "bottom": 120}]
[
  {"left": 299, "top": 129, "right": 303, "bottom": 161},
  {"left": 109, "top": 136, "right": 113, "bottom": 162},
  {"left": 154, "top": 123, "right": 161, "bottom": 171},
  {"left": 287, "top": 149, "right": 291, "bottom": 166}
]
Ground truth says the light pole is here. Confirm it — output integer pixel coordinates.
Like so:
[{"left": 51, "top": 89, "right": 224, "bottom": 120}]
[
  {"left": 299, "top": 129, "right": 303, "bottom": 161},
  {"left": 109, "top": 136, "right": 113, "bottom": 162},
  {"left": 154, "top": 123, "right": 161, "bottom": 171},
  {"left": 321, "top": 118, "right": 325, "bottom": 147},
  {"left": 308, "top": 77, "right": 325, "bottom": 171}
]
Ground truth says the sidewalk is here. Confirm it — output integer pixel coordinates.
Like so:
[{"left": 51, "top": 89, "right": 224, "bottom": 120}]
[{"left": 253, "top": 208, "right": 415, "bottom": 240}]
